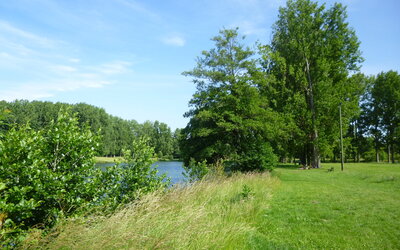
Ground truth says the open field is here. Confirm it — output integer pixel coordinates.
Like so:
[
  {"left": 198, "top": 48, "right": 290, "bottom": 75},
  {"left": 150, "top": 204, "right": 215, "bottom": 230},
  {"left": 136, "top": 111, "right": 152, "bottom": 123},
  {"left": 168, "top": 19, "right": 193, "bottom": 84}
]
[{"left": 24, "top": 163, "right": 400, "bottom": 249}]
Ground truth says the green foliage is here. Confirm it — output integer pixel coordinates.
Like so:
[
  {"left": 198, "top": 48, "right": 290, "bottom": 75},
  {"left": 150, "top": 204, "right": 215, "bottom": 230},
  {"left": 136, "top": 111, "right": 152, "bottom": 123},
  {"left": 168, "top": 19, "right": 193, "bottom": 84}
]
[
  {"left": 183, "top": 159, "right": 209, "bottom": 182},
  {"left": 230, "top": 142, "right": 278, "bottom": 172},
  {"left": 25, "top": 164, "right": 400, "bottom": 249},
  {"left": 262, "top": 0, "right": 363, "bottom": 167},
  {"left": 0, "top": 108, "right": 99, "bottom": 245},
  {"left": 181, "top": 28, "right": 279, "bottom": 171},
  {"left": 362, "top": 71, "right": 400, "bottom": 162},
  {"left": 0, "top": 109, "right": 168, "bottom": 246},
  {"left": 0, "top": 101, "right": 178, "bottom": 159},
  {"left": 92, "top": 137, "right": 168, "bottom": 210},
  {"left": 240, "top": 184, "right": 254, "bottom": 199}
]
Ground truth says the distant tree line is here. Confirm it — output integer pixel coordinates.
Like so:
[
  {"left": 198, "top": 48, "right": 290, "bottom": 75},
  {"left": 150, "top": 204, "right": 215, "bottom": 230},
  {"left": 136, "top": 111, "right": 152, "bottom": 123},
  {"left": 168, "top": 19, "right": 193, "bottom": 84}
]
[
  {"left": 0, "top": 100, "right": 181, "bottom": 160},
  {"left": 180, "top": 0, "right": 399, "bottom": 172}
]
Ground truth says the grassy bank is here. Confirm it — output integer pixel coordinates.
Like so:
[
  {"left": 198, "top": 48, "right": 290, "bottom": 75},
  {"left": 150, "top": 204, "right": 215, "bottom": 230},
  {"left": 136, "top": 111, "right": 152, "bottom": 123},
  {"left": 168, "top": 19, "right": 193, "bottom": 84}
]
[
  {"left": 25, "top": 172, "right": 277, "bottom": 249},
  {"left": 94, "top": 156, "right": 123, "bottom": 164},
  {"left": 24, "top": 163, "right": 400, "bottom": 249}
]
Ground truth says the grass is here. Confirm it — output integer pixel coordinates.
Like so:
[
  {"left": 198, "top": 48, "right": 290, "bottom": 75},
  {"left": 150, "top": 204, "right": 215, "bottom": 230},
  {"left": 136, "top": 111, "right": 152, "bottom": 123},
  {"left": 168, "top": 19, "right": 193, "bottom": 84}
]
[
  {"left": 260, "top": 163, "right": 400, "bottom": 248},
  {"left": 23, "top": 163, "right": 400, "bottom": 249},
  {"left": 94, "top": 156, "right": 123, "bottom": 164}
]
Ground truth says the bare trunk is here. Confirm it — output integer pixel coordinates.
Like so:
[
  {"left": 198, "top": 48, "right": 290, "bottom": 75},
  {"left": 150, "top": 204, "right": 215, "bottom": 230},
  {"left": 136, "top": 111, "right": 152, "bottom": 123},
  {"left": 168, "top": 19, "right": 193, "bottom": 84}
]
[
  {"left": 391, "top": 144, "right": 395, "bottom": 163},
  {"left": 388, "top": 144, "right": 391, "bottom": 163},
  {"left": 376, "top": 149, "right": 380, "bottom": 163}
]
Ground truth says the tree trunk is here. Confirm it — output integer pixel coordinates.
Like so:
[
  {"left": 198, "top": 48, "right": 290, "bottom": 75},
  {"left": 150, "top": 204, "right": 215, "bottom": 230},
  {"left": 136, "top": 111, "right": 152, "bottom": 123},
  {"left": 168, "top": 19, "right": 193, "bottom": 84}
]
[
  {"left": 305, "top": 57, "right": 320, "bottom": 168},
  {"left": 391, "top": 144, "right": 395, "bottom": 163},
  {"left": 376, "top": 148, "right": 380, "bottom": 163},
  {"left": 388, "top": 144, "right": 391, "bottom": 163},
  {"left": 312, "top": 130, "right": 320, "bottom": 168}
]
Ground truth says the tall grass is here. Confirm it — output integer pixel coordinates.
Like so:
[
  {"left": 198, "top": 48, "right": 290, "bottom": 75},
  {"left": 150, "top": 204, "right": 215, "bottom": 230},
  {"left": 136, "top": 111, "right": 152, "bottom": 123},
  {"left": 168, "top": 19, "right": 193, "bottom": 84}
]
[
  {"left": 24, "top": 163, "right": 400, "bottom": 249},
  {"left": 26, "top": 172, "right": 278, "bottom": 249}
]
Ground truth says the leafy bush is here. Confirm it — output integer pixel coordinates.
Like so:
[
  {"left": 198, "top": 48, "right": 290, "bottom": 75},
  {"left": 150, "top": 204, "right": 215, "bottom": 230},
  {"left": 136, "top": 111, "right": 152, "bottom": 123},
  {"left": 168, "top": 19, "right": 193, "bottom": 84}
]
[
  {"left": 0, "top": 109, "right": 168, "bottom": 246},
  {"left": 0, "top": 109, "right": 99, "bottom": 245},
  {"left": 230, "top": 142, "right": 277, "bottom": 172},
  {"left": 92, "top": 137, "right": 168, "bottom": 210},
  {"left": 183, "top": 159, "right": 209, "bottom": 182}
]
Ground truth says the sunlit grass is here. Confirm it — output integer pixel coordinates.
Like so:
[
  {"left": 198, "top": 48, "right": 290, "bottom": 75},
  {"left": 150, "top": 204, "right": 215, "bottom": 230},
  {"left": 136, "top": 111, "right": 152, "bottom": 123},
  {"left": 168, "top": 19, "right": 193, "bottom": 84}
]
[
  {"left": 259, "top": 163, "right": 400, "bottom": 248},
  {"left": 24, "top": 163, "right": 400, "bottom": 249},
  {"left": 26, "top": 172, "right": 277, "bottom": 249},
  {"left": 94, "top": 156, "right": 123, "bottom": 164}
]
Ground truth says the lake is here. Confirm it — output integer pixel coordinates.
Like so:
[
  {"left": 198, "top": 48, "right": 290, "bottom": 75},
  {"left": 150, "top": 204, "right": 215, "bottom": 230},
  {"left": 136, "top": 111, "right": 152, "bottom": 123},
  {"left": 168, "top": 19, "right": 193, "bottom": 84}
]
[{"left": 96, "top": 161, "right": 186, "bottom": 185}]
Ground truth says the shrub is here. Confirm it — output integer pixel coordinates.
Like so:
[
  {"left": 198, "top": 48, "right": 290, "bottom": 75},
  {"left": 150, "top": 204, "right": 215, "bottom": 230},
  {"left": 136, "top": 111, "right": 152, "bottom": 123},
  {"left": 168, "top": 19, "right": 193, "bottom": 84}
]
[
  {"left": 230, "top": 142, "right": 278, "bottom": 172},
  {"left": 183, "top": 159, "right": 209, "bottom": 182},
  {"left": 0, "top": 109, "right": 168, "bottom": 246},
  {"left": 0, "top": 109, "right": 100, "bottom": 245},
  {"left": 92, "top": 137, "right": 168, "bottom": 210}
]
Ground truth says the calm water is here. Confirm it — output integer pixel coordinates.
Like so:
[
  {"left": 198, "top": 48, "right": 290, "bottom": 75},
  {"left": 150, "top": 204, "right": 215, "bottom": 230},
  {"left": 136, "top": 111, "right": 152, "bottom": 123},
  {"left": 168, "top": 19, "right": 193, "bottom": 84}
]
[{"left": 96, "top": 161, "right": 186, "bottom": 185}]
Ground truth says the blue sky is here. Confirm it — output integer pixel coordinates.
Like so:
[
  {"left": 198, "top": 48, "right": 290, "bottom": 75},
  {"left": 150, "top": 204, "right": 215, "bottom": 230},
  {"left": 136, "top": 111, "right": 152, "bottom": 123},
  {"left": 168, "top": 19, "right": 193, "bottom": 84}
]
[{"left": 1, "top": 0, "right": 399, "bottom": 129}]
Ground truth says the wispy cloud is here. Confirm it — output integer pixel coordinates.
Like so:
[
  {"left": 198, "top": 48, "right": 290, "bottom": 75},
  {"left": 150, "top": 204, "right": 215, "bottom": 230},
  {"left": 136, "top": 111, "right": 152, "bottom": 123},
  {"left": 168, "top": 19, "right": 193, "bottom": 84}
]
[
  {"left": 97, "top": 61, "right": 131, "bottom": 75},
  {"left": 230, "top": 20, "right": 268, "bottom": 36},
  {"left": 162, "top": 35, "right": 186, "bottom": 47},
  {"left": 116, "top": 0, "right": 161, "bottom": 21},
  {"left": 0, "top": 20, "right": 56, "bottom": 48},
  {"left": 0, "top": 19, "right": 134, "bottom": 102},
  {"left": 51, "top": 65, "right": 77, "bottom": 73},
  {"left": 69, "top": 58, "right": 81, "bottom": 63},
  {"left": 0, "top": 79, "right": 112, "bottom": 101},
  {"left": 5, "top": 59, "right": 131, "bottom": 100}
]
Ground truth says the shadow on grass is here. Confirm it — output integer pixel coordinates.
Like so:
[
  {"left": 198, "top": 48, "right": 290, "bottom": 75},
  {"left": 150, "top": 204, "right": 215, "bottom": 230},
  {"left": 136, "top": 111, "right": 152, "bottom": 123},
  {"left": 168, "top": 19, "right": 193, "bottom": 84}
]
[{"left": 276, "top": 164, "right": 299, "bottom": 169}]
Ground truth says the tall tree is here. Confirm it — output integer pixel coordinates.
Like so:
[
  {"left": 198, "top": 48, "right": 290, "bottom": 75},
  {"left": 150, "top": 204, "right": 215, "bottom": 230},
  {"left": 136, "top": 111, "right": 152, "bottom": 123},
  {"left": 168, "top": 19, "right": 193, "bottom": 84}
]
[
  {"left": 181, "top": 28, "right": 279, "bottom": 171},
  {"left": 366, "top": 71, "right": 400, "bottom": 162},
  {"left": 262, "top": 0, "right": 363, "bottom": 167}
]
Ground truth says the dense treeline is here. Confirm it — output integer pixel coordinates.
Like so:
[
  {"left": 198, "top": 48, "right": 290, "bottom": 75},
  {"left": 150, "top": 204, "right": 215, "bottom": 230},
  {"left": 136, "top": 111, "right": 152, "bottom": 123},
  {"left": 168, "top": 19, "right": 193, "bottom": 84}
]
[
  {"left": 180, "top": 0, "right": 399, "bottom": 172},
  {"left": 0, "top": 100, "right": 180, "bottom": 160}
]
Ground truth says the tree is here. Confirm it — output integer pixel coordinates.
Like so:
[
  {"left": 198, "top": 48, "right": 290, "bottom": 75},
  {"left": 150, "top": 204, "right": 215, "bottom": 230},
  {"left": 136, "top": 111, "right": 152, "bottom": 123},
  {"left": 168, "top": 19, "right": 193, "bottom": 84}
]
[
  {"left": 363, "top": 71, "right": 400, "bottom": 162},
  {"left": 262, "top": 0, "right": 363, "bottom": 167},
  {"left": 181, "top": 28, "right": 278, "bottom": 171}
]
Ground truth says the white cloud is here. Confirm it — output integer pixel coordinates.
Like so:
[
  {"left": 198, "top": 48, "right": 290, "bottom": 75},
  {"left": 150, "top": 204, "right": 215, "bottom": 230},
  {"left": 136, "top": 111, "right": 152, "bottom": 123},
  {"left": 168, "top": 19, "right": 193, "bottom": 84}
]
[
  {"left": 0, "top": 77, "right": 112, "bottom": 101},
  {"left": 69, "top": 58, "right": 81, "bottom": 63},
  {"left": 162, "top": 35, "right": 186, "bottom": 47},
  {"left": 0, "top": 57, "right": 132, "bottom": 101},
  {"left": 98, "top": 61, "right": 131, "bottom": 75},
  {"left": 51, "top": 65, "right": 77, "bottom": 73}
]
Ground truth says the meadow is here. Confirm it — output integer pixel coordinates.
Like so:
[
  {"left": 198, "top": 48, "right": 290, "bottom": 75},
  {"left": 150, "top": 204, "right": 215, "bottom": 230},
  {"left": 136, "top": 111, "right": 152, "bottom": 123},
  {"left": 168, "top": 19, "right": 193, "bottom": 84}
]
[{"left": 24, "top": 163, "right": 400, "bottom": 249}]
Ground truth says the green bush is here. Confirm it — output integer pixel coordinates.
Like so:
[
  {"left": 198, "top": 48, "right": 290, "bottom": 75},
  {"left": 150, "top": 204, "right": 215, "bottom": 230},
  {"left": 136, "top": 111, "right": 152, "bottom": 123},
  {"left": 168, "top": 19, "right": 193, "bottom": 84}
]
[
  {"left": 0, "top": 109, "right": 99, "bottom": 245},
  {"left": 92, "top": 137, "right": 168, "bottom": 210},
  {"left": 183, "top": 159, "right": 209, "bottom": 182},
  {"left": 230, "top": 142, "right": 277, "bottom": 172},
  {"left": 0, "top": 109, "right": 168, "bottom": 246}
]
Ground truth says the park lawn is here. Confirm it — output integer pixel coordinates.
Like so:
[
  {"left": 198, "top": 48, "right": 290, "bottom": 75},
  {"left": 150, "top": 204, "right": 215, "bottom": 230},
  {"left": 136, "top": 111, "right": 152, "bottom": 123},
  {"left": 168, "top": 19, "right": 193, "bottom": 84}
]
[
  {"left": 257, "top": 163, "right": 400, "bottom": 249},
  {"left": 24, "top": 163, "right": 400, "bottom": 249}
]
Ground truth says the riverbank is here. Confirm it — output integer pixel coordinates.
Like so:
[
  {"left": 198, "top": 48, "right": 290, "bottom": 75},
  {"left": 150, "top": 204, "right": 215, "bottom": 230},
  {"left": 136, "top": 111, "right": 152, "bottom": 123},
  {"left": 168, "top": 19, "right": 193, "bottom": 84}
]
[
  {"left": 94, "top": 156, "right": 123, "bottom": 164},
  {"left": 23, "top": 163, "right": 400, "bottom": 248},
  {"left": 94, "top": 156, "right": 181, "bottom": 164}
]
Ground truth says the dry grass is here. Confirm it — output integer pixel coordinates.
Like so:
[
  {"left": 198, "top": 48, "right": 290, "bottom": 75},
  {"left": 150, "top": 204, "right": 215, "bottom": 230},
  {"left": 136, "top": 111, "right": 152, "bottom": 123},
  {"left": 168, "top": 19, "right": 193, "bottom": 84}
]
[{"left": 26, "top": 172, "right": 277, "bottom": 249}]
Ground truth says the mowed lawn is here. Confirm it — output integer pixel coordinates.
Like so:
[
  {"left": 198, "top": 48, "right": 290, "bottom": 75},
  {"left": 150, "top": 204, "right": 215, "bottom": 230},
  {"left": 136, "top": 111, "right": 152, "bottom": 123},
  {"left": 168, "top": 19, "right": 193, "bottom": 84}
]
[
  {"left": 25, "top": 163, "right": 400, "bottom": 249},
  {"left": 258, "top": 163, "right": 400, "bottom": 249}
]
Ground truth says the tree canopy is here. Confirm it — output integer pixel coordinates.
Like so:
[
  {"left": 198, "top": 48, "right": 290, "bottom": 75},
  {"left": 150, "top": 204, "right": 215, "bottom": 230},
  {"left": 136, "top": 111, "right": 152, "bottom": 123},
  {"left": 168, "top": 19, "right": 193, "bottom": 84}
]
[
  {"left": 262, "top": 0, "right": 364, "bottom": 167},
  {"left": 181, "top": 28, "right": 279, "bottom": 171}
]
